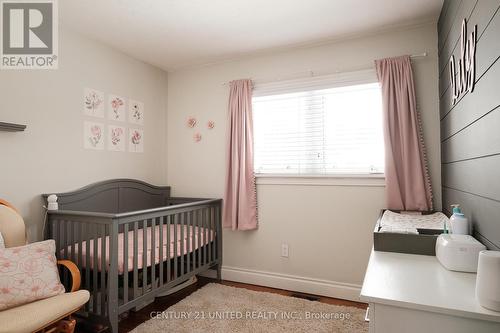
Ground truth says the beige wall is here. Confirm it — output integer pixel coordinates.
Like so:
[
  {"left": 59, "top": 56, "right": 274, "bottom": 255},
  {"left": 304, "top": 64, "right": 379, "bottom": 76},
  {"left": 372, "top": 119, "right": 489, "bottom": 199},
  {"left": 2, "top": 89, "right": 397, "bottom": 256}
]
[
  {"left": 167, "top": 23, "right": 441, "bottom": 298},
  {"left": 0, "top": 27, "right": 168, "bottom": 241}
]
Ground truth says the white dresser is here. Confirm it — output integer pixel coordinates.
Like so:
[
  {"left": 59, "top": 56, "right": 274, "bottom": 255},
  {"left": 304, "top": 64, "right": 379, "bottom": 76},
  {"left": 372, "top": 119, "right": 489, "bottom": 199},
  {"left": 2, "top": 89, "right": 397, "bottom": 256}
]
[{"left": 360, "top": 250, "right": 500, "bottom": 333}]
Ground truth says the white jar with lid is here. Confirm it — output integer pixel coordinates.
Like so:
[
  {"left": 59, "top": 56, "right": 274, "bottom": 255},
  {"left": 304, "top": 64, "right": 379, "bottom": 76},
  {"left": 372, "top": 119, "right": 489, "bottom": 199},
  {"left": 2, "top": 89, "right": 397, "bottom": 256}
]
[{"left": 476, "top": 250, "right": 500, "bottom": 311}]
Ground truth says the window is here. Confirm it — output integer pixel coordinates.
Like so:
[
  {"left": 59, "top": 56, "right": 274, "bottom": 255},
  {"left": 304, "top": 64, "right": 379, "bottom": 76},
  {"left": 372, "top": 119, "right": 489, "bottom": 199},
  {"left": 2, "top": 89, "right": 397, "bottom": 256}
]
[{"left": 253, "top": 71, "right": 384, "bottom": 176}]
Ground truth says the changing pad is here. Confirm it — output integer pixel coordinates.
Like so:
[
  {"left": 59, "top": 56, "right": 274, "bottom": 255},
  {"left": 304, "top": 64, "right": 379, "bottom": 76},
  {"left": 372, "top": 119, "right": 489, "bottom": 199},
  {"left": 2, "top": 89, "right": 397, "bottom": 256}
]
[{"left": 380, "top": 210, "right": 449, "bottom": 230}]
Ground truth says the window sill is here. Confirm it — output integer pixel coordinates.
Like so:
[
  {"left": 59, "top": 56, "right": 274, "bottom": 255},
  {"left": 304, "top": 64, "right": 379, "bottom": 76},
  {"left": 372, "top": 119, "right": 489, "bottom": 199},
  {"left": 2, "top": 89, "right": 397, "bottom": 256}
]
[{"left": 255, "top": 173, "right": 386, "bottom": 187}]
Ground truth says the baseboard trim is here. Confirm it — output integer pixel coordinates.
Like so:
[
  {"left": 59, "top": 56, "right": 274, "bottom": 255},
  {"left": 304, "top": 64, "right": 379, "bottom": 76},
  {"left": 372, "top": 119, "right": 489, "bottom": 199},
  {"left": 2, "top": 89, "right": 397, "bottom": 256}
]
[{"left": 221, "top": 266, "right": 362, "bottom": 302}]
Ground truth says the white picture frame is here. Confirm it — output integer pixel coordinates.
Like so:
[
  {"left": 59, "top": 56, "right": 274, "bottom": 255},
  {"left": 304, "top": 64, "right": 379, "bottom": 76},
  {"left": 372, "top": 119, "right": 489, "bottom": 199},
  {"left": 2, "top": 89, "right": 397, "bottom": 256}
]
[
  {"left": 107, "top": 125, "right": 126, "bottom": 151},
  {"left": 83, "top": 88, "right": 105, "bottom": 118},
  {"left": 128, "top": 99, "right": 144, "bottom": 125},
  {"left": 128, "top": 128, "right": 144, "bottom": 153},
  {"left": 107, "top": 94, "right": 126, "bottom": 122},
  {"left": 83, "top": 121, "right": 104, "bottom": 150}
]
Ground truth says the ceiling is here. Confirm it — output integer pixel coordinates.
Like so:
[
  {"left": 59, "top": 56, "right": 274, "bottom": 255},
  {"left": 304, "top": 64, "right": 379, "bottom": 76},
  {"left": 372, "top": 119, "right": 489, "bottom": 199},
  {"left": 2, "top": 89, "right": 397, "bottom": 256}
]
[{"left": 60, "top": 0, "right": 443, "bottom": 71}]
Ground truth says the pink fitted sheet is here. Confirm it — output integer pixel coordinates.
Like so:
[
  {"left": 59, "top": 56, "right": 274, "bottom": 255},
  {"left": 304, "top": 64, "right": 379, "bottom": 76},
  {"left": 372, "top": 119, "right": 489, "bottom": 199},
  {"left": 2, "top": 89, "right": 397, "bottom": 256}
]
[{"left": 64, "top": 225, "right": 214, "bottom": 274}]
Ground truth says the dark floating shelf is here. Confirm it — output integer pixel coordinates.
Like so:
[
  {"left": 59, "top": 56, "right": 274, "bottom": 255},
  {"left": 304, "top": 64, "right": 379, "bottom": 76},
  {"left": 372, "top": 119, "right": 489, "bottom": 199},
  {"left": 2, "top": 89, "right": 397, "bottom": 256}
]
[{"left": 0, "top": 122, "right": 27, "bottom": 132}]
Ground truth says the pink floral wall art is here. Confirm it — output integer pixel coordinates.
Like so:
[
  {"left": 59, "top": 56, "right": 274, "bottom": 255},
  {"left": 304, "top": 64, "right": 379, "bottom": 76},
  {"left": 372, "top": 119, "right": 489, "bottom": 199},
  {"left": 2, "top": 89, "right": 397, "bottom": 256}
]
[
  {"left": 187, "top": 117, "right": 197, "bottom": 128},
  {"left": 107, "top": 125, "right": 125, "bottom": 151},
  {"left": 83, "top": 88, "right": 104, "bottom": 118},
  {"left": 193, "top": 132, "right": 202, "bottom": 142},
  {"left": 129, "top": 99, "right": 144, "bottom": 125},
  {"left": 83, "top": 121, "right": 104, "bottom": 150},
  {"left": 207, "top": 120, "right": 215, "bottom": 129},
  {"left": 129, "top": 128, "right": 144, "bottom": 153},
  {"left": 108, "top": 94, "right": 126, "bottom": 121}
]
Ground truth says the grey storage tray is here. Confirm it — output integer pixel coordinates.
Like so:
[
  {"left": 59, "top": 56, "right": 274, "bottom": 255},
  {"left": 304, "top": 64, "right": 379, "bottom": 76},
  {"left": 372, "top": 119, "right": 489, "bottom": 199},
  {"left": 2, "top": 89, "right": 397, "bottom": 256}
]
[{"left": 373, "top": 209, "right": 444, "bottom": 256}]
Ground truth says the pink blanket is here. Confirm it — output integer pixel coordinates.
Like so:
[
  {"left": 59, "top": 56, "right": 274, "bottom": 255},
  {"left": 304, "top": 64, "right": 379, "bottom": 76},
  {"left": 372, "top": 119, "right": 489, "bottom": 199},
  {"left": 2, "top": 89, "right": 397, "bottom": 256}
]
[{"left": 64, "top": 224, "right": 214, "bottom": 274}]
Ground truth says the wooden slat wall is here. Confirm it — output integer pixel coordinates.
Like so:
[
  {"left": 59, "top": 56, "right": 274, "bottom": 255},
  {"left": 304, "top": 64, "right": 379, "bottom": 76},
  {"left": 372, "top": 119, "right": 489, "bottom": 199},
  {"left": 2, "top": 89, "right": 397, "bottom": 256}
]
[{"left": 440, "top": 0, "right": 500, "bottom": 250}]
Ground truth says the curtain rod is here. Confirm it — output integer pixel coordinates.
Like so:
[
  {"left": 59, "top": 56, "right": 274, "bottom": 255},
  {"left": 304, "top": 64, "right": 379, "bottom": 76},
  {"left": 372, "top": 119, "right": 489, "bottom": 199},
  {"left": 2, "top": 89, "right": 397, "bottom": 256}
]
[{"left": 221, "top": 52, "right": 427, "bottom": 86}]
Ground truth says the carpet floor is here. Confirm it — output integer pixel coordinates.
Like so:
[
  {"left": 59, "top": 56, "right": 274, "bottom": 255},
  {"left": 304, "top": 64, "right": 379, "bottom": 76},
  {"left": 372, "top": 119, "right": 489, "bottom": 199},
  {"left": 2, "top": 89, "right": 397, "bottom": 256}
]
[{"left": 131, "top": 283, "right": 368, "bottom": 333}]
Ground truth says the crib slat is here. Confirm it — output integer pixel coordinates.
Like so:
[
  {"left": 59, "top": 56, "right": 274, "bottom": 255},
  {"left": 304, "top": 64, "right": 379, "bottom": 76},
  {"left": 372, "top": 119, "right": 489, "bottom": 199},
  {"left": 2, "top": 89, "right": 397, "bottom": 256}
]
[
  {"left": 61, "top": 220, "right": 68, "bottom": 287},
  {"left": 174, "top": 214, "right": 178, "bottom": 279},
  {"left": 61, "top": 220, "right": 66, "bottom": 259},
  {"left": 199, "top": 210, "right": 203, "bottom": 266},
  {"left": 69, "top": 220, "right": 75, "bottom": 264},
  {"left": 151, "top": 218, "right": 156, "bottom": 291},
  {"left": 53, "top": 220, "right": 59, "bottom": 255},
  {"left": 202, "top": 209, "right": 208, "bottom": 266},
  {"left": 167, "top": 215, "right": 171, "bottom": 283},
  {"left": 180, "top": 213, "right": 185, "bottom": 276},
  {"left": 142, "top": 219, "right": 147, "bottom": 295},
  {"left": 206, "top": 208, "right": 210, "bottom": 265},
  {"left": 193, "top": 210, "right": 197, "bottom": 267},
  {"left": 159, "top": 216, "right": 164, "bottom": 286},
  {"left": 133, "top": 221, "right": 139, "bottom": 301},
  {"left": 186, "top": 212, "right": 191, "bottom": 273},
  {"left": 204, "top": 207, "right": 210, "bottom": 264},
  {"left": 84, "top": 223, "right": 91, "bottom": 312},
  {"left": 108, "top": 222, "right": 119, "bottom": 332},
  {"left": 215, "top": 205, "right": 221, "bottom": 262},
  {"left": 203, "top": 209, "right": 207, "bottom": 266},
  {"left": 214, "top": 206, "right": 217, "bottom": 263},
  {"left": 198, "top": 210, "right": 202, "bottom": 268},
  {"left": 92, "top": 224, "right": 98, "bottom": 313},
  {"left": 52, "top": 220, "right": 58, "bottom": 254},
  {"left": 78, "top": 222, "right": 83, "bottom": 267},
  {"left": 193, "top": 212, "right": 198, "bottom": 269},
  {"left": 206, "top": 209, "right": 210, "bottom": 264},
  {"left": 123, "top": 223, "right": 129, "bottom": 303},
  {"left": 191, "top": 211, "right": 195, "bottom": 270},
  {"left": 75, "top": 222, "right": 82, "bottom": 305},
  {"left": 213, "top": 206, "right": 216, "bottom": 263},
  {"left": 208, "top": 207, "right": 215, "bottom": 263},
  {"left": 100, "top": 224, "right": 106, "bottom": 316}
]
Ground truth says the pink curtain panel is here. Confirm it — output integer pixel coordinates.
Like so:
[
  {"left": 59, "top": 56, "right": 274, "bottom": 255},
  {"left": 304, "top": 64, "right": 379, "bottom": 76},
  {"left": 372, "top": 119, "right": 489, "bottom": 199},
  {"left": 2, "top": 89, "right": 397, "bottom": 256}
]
[
  {"left": 223, "top": 79, "right": 258, "bottom": 230},
  {"left": 375, "top": 55, "right": 433, "bottom": 211}
]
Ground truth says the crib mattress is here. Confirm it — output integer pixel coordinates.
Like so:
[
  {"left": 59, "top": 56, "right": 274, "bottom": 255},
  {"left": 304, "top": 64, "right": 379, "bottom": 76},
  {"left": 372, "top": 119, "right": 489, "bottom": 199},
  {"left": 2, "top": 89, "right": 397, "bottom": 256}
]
[{"left": 64, "top": 224, "right": 214, "bottom": 274}]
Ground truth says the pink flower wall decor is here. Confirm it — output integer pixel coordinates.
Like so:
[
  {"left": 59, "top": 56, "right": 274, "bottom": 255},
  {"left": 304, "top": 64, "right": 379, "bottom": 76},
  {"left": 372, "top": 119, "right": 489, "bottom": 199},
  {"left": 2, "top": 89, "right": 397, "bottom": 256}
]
[
  {"left": 187, "top": 117, "right": 197, "bottom": 128},
  {"left": 111, "top": 127, "right": 123, "bottom": 145},
  {"left": 207, "top": 120, "right": 215, "bottom": 129},
  {"left": 84, "top": 121, "right": 104, "bottom": 150},
  {"left": 107, "top": 125, "right": 125, "bottom": 151},
  {"left": 108, "top": 94, "right": 126, "bottom": 121},
  {"left": 89, "top": 125, "right": 102, "bottom": 146},
  {"left": 111, "top": 98, "right": 124, "bottom": 112},
  {"left": 193, "top": 132, "right": 202, "bottom": 142},
  {"left": 129, "top": 128, "right": 144, "bottom": 153},
  {"left": 131, "top": 131, "right": 141, "bottom": 144}
]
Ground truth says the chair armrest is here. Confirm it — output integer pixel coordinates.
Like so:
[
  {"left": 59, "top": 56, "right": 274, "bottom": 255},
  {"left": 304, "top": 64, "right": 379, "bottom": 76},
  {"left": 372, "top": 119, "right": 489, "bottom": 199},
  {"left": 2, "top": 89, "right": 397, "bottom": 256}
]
[
  {"left": 0, "top": 198, "right": 19, "bottom": 213},
  {"left": 57, "top": 260, "right": 81, "bottom": 292}
]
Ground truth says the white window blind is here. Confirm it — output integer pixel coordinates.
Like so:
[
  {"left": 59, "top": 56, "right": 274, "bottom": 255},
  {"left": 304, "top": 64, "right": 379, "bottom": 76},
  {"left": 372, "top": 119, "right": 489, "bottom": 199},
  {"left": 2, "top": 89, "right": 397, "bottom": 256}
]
[{"left": 253, "top": 72, "right": 384, "bottom": 176}]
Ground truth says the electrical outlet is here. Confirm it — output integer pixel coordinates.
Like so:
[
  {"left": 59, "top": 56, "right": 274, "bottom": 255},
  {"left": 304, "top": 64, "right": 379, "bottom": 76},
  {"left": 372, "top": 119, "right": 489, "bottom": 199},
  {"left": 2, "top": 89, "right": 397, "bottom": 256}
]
[{"left": 281, "top": 243, "right": 289, "bottom": 258}]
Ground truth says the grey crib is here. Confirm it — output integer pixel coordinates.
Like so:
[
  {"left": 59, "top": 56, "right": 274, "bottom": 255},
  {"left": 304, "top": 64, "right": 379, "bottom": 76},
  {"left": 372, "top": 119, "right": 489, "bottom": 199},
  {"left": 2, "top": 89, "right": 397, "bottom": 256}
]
[{"left": 43, "top": 179, "right": 222, "bottom": 333}]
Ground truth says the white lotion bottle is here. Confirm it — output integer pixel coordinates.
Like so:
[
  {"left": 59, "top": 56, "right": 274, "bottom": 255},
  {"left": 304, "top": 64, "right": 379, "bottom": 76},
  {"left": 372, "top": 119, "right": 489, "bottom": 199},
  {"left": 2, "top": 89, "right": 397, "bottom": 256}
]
[{"left": 450, "top": 204, "right": 469, "bottom": 235}]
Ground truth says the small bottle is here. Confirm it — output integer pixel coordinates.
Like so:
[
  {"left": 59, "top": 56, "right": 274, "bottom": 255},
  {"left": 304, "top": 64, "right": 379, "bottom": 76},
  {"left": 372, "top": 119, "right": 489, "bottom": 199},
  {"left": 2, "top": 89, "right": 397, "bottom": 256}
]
[{"left": 450, "top": 204, "right": 469, "bottom": 235}]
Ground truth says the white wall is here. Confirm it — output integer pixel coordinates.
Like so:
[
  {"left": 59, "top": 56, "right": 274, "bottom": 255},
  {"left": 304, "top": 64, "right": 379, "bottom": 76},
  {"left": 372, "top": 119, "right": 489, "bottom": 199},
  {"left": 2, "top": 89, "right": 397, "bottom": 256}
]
[
  {"left": 166, "top": 23, "right": 441, "bottom": 300},
  {"left": 0, "top": 27, "right": 168, "bottom": 241}
]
